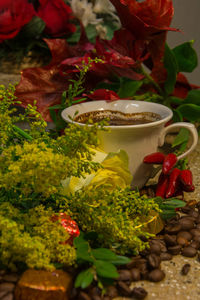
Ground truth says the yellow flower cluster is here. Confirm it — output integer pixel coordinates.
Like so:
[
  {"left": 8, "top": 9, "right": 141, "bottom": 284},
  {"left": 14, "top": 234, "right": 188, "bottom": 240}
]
[
  {"left": 0, "top": 142, "right": 75, "bottom": 197},
  {"left": 0, "top": 204, "right": 76, "bottom": 271}
]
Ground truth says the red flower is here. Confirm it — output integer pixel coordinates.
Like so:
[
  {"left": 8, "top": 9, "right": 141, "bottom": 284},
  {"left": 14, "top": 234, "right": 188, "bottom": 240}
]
[
  {"left": 37, "top": 0, "right": 76, "bottom": 37},
  {"left": 0, "top": 0, "right": 35, "bottom": 42},
  {"left": 110, "top": 0, "right": 175, "bottom": 40},
  {"left": 173, "top": 73, "right": 200, "bottom": 99},
  {"left": 51, "top": 213, "right": 80, "bottom": 245},
  {"left": 110, "top": 0, "right": 178, "bottom": 82},
  {"left": 86, "top": 89, "right": 120, "bottom": 101}
]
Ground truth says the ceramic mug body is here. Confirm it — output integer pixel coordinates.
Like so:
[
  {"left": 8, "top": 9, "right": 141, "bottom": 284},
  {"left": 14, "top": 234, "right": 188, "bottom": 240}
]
[{"left": 62, "top": 100, "right": 198, "bottom": 188}]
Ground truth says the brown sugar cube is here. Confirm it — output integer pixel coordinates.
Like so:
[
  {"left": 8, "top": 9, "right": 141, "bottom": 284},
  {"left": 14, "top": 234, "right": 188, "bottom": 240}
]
[{"left": 15, "top": 269, "right": 73, "bottom": 300}]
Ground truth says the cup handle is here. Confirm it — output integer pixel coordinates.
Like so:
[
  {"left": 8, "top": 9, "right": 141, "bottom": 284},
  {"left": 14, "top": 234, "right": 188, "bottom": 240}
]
[{"left": 158, "top": 122, "right": 198, "bottom": 160}]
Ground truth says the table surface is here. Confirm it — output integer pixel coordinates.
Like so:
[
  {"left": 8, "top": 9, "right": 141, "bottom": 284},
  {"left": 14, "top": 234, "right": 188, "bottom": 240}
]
[{"left": 1, "top": 72, "right": 200, "bottom": 300}]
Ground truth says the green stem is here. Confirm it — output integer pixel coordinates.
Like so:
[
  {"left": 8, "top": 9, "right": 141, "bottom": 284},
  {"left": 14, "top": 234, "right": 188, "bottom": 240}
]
[
  {"left": 141, "top": 68, "right": 164, "bottom": 96},
  {"left": 13, "top": 125, "right": 33, "bottom": 141}
]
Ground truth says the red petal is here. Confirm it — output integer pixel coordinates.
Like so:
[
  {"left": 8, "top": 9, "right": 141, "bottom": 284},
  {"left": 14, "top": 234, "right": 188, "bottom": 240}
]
[
  {"left": 86, "top": 89, "right": 120, "bottom": 101},
  {"left": 15, "top": 65, "right": 69, "bottom": 121}
]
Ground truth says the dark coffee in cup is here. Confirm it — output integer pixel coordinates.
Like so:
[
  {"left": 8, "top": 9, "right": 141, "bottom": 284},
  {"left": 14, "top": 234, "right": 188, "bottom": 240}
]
[{"left": 74, "top": 110, "right": 161, "bottom": 125}]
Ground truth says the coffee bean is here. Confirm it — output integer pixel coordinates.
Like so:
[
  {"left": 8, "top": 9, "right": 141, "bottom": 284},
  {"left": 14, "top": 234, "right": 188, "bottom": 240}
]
[
  {"left": 196, "top": 223, "right": 200, "bottom": 229},
  {"left": 165, "top": 224, "right": 181, "bottom": 234},
  {"left": 148, "top": 269, "right": 165, "bottom": 282},
  {"left": 3, "top": 274, "right": 19, "bottom": 283},
  {"left": 92, "top": 296, "right": 102, "bottom": 300},
  {"left": 103, "top": 297, "right": 111, "bottom": 300},
  {"left": 0, "top": 283, "right": 15, "bottom": 292},
  {"left": 179, "top": 218, "right": 195, "bottom": 231},
  {"left": 195, "top": 216, "right": 200, "bottom": 224},
  {"left": 133, "top": 259, "right": 148, "bottom": 270},
  {"left": 188, "top": 210, "right": 199, "bottom": 219},
  {"left": 154, "top": 240, "right": 167, "bottom": 253},
  {"left": 168, "top": 245, "right": 182, "bottom": 255},
  {"left": 182, "top": 246, "right": 197, "bottom": 257},
  {"left": 90, "top": 287, "right": 101, "bottom": 298},
  {"left": 193, "top": 235, "right": 200, "bottom": 243},
  {"left": 177, "top": 231, "right": 192, "bottom": 241},
  {"left": 106, "top": 286, "right": 118, "bottom": 298},
  {"left": 132, "top": 287, "right": 148, "bottom": 299},
  {"left": 149, "top": 241, "right": 161, "bottom": 255},
  {"left": 140, "top": 249, "right": 150, "bottom": 257},
  {"left": 190, "top": 228, "right": 200, "bottom": 237},
  {"left": 160, "top": 252, "right": 172, "bottom": 261},
  {"left": 117, "top": 281, "right": 132, "bottom": 297},
  {"left": 78, "top": 291, "right": 92, "bottom": 300},
  {"left": 177, "top": 236, "right": 189, "bottom": 247},
  {"left": 1, "top": 293, "right": 13, "bottom": 300},
  {"left": 131, "top": 268, "right": 141, "bottom": 281},
  {"left": 181, "top": 263, "right": 191, "bottom": 275},
  {"left": 190, "top": 240, "right": 200, "bottom": 250},
  {"left": 197, "top": 253, "right": 200, "bottom": 262},
  {"left": 126, "top": 256, "right": 141, "bottom": 269},
  {"left": 181, "top": 206, "right": 192, "bottom": 214},
  {"left": 164, "top": 234, "right": 177, "bottom": 246},
  {"left": 147, "top": 254, "right": 161, "bottom": 269},
  {"left": 118, "top": 269, "right": 132, "bottom": 281},
  {"left": 70, "top": 288, "right": 79, "bottom": 299}
]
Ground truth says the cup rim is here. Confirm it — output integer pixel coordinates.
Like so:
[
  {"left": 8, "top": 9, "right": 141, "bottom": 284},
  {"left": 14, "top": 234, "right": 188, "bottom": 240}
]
[{"left": 61, "top": 100, "right": 173, "bottom": 129}]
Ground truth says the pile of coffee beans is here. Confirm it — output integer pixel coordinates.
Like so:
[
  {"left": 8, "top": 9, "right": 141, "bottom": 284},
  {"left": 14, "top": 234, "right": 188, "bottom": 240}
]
[
  {"left": 0, "top": 272, "right": 19, "bottom": 300},
  {"left": 72, "top": 199, "right": 200, "bottom": 300}
]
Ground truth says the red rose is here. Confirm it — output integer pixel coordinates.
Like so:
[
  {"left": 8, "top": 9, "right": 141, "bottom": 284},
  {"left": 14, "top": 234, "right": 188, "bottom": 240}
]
[
  {"left": 37, "top": 0, "right": 76, "bottom": 37},
  {"left": 0, "top": 0, "right": 35, "bottom": 42},
  {"left": 110, "top": 0, "right": 175, "bottom": 40}
]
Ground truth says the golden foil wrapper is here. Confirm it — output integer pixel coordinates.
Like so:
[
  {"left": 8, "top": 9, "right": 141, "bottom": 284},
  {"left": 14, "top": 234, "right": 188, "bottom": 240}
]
[{"left": 15, "top": 269, "right": 72, "bottom": 300}]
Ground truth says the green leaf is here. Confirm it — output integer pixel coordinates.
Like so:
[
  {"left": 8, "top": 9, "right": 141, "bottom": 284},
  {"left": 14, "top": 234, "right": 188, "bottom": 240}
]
[
  {"left": 49, "top": 105, "right": 63, "bottom": 110},
  {"left": 96, "top": 82, "right": 120, "bottom": 93},
  {"left": 172, "top": 128, "right": 189, "bottom": 148},
  {"left": 184, "top": 90, "right": 200, "bottom": 106},
  {"left": 111, "top": 255, "right": 131, "bottom": 266},
  {"left": 173, "top": 41, "right": 198, "bottom": 73},
  {"left": 94, "top": 260, "right": 119, "bottom": 279},
  {"left": 118, "top": 79, "right": 143, "bottom": 98},
  {"left": 67, "top": 25, "right": 81, "bottom": 44},
  {"left": 75, "top": 268, "right": 94, "bottom": 289},
  {"left": 172, "top": 109, "right": 183, "bottom": 122},
  {"left": 91, "top": 248, "right": 117, "bottom": 261},
  {"left": 160, "top": 210, "right": 176, "bottom": 220},
  {"left": 177, "top": 104, "right": 200, "bottom": 122},
  {"left": 74, "top": 235, "right": 94, "bottom": 263},
  {"left": 21, "top": 16, "right": 46, "bottom": 38},
  {"left": 162, "top": 199, "right": 186, "bottom": 208},
  {"left": 85, "top": 24, "right": 98, "bottom": 43},
  {"left": 49, "top": 109, "right": 57, "bottom": 124},
  {"left": 164, "top": 44, "right": 178, "bottom": 95},
  {"left": 73, "top": 232, "right": 85, "bottom": 247},
  {"left": 167, "top": 96, "right": 183, "bottom": 105}
]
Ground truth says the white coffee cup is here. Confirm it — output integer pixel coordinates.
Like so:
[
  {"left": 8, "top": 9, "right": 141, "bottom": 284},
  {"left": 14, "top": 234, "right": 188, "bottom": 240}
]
[{"left": 62, "top": 100, "right": 198, "bottom": 188}]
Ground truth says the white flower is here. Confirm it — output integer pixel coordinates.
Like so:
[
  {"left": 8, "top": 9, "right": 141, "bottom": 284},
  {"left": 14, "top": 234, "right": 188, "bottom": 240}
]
[
  {"left": 69, "top": 0, "right": 102, "bottom": 27},
  {"left": 93, "top": 0, "right": 120, "bottom": 24}
]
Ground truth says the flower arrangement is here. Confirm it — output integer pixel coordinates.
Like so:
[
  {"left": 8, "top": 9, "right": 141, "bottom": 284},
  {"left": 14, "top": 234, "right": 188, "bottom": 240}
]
[
  {"left": 0, "top": 0, "right": 199, "bottom": 297},
  {"left": 1, "top": 0, "right": 197, "bottom": 138}
]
